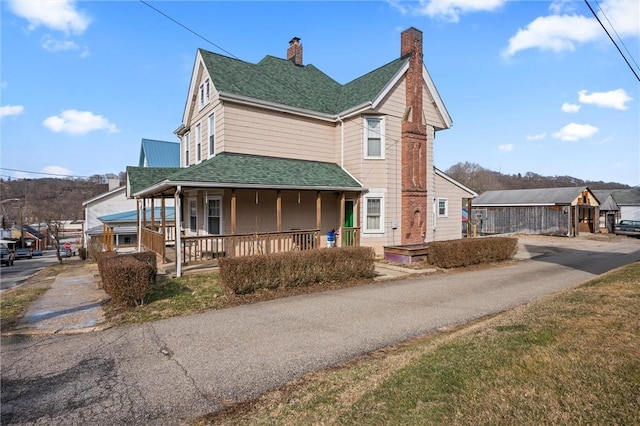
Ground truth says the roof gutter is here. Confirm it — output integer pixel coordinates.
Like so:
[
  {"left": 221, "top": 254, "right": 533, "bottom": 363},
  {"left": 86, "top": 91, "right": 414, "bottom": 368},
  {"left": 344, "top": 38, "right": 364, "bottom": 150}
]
[{"left": 220, "top": 92, "right": 336, "bottom": 122}]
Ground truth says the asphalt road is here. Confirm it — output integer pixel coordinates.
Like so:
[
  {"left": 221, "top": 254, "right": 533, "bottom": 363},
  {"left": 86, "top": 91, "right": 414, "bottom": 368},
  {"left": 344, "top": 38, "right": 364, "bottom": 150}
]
[
  {"left": 1, "top": 235, "right": 639, "bottom": 425},
  {"left": 0, "top": 251, "right": 59, "bottom": 291}
]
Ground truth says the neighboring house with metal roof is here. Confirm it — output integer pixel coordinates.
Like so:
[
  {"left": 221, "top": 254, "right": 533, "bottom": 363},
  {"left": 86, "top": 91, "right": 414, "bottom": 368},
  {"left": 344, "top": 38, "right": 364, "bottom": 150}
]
[
  {"left": 139, "top": 139, "right": 180, "bottom": 168},
  {"left": 86, "top": 207, "right": 176, "bottom": 252},
  {"left": 471, "top": 187, "right": 600, "bottom": 236},
  {"left": 127, "top": 28, "right": 474, "bottom": 275}
]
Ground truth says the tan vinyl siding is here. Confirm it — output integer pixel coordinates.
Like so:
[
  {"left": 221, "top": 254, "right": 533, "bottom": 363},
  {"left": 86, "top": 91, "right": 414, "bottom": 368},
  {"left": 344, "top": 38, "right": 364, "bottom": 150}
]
[
  {"left": 432, "top": 173, "right": 471, "bottom": 241},
  {"left": 215, "top": 189, "right": 341, "bottom": 236},
  {"left": 426, "top": 126, "right": 436, "bottom": 241},
  {"left": 342, "top": 78, "right": 406, "bottom": 251},
  {"left": 223, "top": 103, "right": 336, "bottom": 162},
  {"left": 423, "top": 85, "right": 446, "bottom": 129}
]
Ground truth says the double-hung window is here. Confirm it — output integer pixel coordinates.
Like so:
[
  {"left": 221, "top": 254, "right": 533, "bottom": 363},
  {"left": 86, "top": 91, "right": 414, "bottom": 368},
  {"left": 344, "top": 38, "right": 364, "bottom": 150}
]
[
  {"left": 196, "top": 124, "right": 201, "bottom": 163},
  {"left": 184, "top": 132, "right": 190, "bottom": 166},
  {"left": 364, "top": 116, "right": 384, "bottom": 159},
  {"left": 364, "top": 193, "right": 384, "bottom": 233},
  {"left": 207, "top": 198, "right": 221, "bottom": 234},
  {"left": 438, "top": 198, "right": 448, "bottom": 217},
  {"left": 208, "top": 114, "right": 215, "bottom": 157},
  {"left": 199, "top": 79, "right": 210, "bottom": 109},
  {"left": 189, "top": 200, "right": 197, "bottom": 233}
]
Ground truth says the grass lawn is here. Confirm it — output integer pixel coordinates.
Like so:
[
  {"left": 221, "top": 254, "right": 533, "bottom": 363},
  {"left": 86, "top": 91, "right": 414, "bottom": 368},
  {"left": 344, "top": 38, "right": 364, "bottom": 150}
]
[{"left": 193, "top": 261, "right": 640, "bottom": 425}]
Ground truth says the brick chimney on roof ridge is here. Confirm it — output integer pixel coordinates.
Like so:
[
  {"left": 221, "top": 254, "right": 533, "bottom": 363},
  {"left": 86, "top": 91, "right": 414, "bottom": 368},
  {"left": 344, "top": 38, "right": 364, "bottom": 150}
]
[{"left": 287, "top": 37, "right": 303, "bottom": 66}]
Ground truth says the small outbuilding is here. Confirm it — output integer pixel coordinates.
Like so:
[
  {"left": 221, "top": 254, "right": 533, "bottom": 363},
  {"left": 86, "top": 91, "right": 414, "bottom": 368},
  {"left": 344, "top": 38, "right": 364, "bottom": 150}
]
[{"left": 471, "top": 187, "right": 600, "bottom": 237}]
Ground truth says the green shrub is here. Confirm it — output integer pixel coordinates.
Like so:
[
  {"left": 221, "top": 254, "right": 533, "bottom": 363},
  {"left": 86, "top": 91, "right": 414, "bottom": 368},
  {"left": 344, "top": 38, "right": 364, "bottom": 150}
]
[
  {"left": 428, "top": 237, "right": 518, "bottom": 268},
  {"left": 219, "top": 247, "right": 376, "bottom": 295},
  {"left": 100, "top": 255, "right": 155, "bottom": 306}
]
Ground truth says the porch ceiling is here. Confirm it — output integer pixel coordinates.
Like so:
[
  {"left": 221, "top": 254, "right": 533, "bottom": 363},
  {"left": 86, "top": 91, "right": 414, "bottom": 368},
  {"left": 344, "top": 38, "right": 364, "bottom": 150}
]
[{"left": 128, "top": 152, "right": 365, "bottom": 198}]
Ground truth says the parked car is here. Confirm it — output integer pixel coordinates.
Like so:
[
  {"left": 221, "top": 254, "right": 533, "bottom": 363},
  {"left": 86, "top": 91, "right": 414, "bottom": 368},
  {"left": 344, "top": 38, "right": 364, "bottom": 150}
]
[
  {"left": 1, "top": 246, "right": 15, "bottom": 266},
  {"left": 15, "top": 248, "right": 33, "bottom": 259},
  {"left": 613, "top": 220, "right": 640, "bottom": 237},
  {"left": 63, "top": 248, "right": 76, "bottom": 257},
  {"left": 32, "top": 249, "right": 43, "bottom": 256}
]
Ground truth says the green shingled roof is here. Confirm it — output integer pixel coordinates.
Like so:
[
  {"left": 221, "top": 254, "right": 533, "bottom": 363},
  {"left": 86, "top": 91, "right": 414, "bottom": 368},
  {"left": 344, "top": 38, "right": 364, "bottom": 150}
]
[
  {"left": 200, "top": 49, "right": 408, "bottom": 115},
  {"left": 127, "top": 166, "right": 182, "bottom": 195},
  {"left": 128, "top": 153, "right": 363, "bottom": 196}
]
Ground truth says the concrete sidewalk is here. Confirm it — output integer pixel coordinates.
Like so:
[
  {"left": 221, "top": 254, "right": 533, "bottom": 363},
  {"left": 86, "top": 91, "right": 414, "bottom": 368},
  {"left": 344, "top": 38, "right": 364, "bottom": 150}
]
[{"left": 11, "top": 264, "right": 109, "bottom": 335}]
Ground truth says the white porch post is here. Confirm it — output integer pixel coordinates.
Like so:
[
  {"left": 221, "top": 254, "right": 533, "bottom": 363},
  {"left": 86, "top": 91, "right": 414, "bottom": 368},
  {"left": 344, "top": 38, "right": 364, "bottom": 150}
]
[
  {"left": 137, "top": 198, "right": 142, "bottom": 252},
  {"left": 175, "top": 187, "right": 183, "bottom": 277}
]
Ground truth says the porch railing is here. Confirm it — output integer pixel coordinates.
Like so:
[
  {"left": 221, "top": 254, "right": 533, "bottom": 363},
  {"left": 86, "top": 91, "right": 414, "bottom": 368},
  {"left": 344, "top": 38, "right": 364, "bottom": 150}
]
[
  {"left": 342, "top": 227, "right": 360, "bottom": 247},
  {"left": 140, "top": 227, "right": 360, "bottom": 266},
  {"left": 141, "top": 227, "right": 165, "bottom": 260},
  {"left": 181, "top": 229, "right": 320, "bottom": 264}
]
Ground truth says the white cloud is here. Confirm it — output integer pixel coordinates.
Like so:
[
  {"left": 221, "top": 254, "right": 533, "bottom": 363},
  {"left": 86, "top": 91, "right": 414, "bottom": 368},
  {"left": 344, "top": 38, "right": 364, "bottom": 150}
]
[
  {"left": 526, "top": 132, "right": 546, "bottom": 140},
  {"left": 552, "top": 123, "right": 599, "bottom": 141},
  {"left": 599, "top": 0, "right": 640, "bottom": 37},
  {"left": 389, "top": 0, "right": 506, "bottom": 22},
  {"left": 502, "top": 15, "right": 601, "bottom": 57},
  {"left": 549, "top": 0, "right": 577, "bottom": 14},
  {"left": 502, "top": 0, "right": 639, "bottom": 57},
  {"left": 43, "top": 110, "right": 119, "bottom": 135},
  {"left": 41, "top": 36, "right": 79, "bottom": 53},
  {"left": 498, "top": 143, "right": 513, "bottom": 152},
  {"left": 578, "top": 89, "right": 633, "bottom": 110},
  {"left": 0, "top": 105, "right": 25, "bottom": 118},
  {"left": 41, "top": 165, "right": 73, "bottom": 177},
  {"left": 561, "top": 103, "right": 581, "bottom": 113},
  {"left": 8, "top": 0, "right": 91, "bottom": 34}
]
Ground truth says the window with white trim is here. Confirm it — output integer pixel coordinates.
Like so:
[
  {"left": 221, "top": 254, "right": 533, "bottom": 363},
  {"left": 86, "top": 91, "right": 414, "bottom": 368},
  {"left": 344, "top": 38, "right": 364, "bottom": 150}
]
[
  {"left": 196, "top": 124, "right": 201, "bottom": 162},
  {"left": 199, "top": 79, "right": 210, "bottom": 109},
  {"left": 208, "top": 113, "right": 215, "bottom": 157},
  {"left": 207, "top": 198, "right": 221, "bottom": 234},
  {"left": 184, "top": 132, "right": 190, "bottom": 166},
  {"left": 189, "top": 200, "right": 197, "bottom": 233},
  {"left": 364, "top": 193, "right": 385, "bottom": 233},
  {"left": 364, "top": 116, "right": 385, "bottom": 159},
  {"left": 438, "top": 198, "right": 448, "bottom": 217}
]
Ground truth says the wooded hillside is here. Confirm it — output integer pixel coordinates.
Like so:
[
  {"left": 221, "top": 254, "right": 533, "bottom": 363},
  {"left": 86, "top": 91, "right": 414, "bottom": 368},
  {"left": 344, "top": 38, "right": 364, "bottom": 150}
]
[
  {"left": 444, "top": 162, "right": 631, "bottom": 194},
  {"left": 1, "top": 177, "right": 110, "bottom": 226}
]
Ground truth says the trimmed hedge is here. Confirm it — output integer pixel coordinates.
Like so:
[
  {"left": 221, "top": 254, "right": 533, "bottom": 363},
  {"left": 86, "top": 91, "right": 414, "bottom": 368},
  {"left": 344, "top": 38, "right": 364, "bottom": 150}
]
[
  {"left": 95, "top": 251, "right": 118, "bottom": 278},
  {"left": 220, "top": 246, "right": 376, "bottom": 295},
  {"left": 428, "top": 237, "right": 518, "bottom": 268},
  {"left": 98, "top": 251, "right": 157, "bottom": 306}
]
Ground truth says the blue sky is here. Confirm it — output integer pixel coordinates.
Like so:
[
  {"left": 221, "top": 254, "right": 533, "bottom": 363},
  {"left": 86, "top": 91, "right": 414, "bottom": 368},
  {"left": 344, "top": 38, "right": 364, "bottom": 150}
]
[{"left": 2, "top": 0, "right": 639, "bottom": 186}]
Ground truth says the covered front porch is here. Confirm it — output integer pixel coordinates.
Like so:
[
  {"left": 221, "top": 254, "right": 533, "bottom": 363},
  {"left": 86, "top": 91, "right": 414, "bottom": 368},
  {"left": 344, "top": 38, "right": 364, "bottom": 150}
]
[{"left": 127, "top": 153, "right": 366, "bottom": 276}]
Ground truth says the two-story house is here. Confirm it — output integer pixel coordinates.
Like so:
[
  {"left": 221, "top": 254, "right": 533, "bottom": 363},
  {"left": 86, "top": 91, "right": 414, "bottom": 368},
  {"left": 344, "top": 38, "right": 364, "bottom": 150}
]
[{"left": 127, "top": 27, "right": 476, "bottom": 275}]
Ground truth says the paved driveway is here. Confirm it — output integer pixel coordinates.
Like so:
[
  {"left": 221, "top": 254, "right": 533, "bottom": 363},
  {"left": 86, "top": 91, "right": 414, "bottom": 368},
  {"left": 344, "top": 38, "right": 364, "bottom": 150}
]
[{"left": 2, "top": 235, "right": 639, "bottom": 425}]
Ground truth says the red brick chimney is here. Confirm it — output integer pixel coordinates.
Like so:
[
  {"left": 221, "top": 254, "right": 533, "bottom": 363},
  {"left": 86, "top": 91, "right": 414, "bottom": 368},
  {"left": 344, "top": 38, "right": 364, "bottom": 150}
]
[
  {"left": 287, "top": 37, "right": 303, "bottom": 66},
  {"left": 400, "top": 27, "right": 428, "bottom": 244}
]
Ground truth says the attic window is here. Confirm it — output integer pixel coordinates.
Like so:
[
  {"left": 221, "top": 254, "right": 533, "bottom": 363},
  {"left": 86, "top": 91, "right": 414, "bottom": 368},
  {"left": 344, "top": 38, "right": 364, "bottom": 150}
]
[{"left": 199, "top": 79, "right": 210, "bottom": 108}]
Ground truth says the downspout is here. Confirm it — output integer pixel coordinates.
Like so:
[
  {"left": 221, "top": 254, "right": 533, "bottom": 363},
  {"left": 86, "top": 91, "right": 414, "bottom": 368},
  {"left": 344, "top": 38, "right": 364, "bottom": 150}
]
[
  {"left": 175, "top": 186, "right": 183, "bottom": 277},
  {"left": 338, "top": 115, "right": 345, "bottom": 168},
  {"left": 137, "top": 197, "right": 142, "bottom": 252}
]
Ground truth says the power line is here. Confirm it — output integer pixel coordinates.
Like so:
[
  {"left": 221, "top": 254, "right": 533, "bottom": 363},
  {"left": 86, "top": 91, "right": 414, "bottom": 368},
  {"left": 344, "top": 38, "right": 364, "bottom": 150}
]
[
  {"left": 138, "top": 0, "right": 241, "bottom": 60},
  {"left": 593, "top": 0, "right": 640, "bottom": 73},
  {"left": 0, "top": 167, "right": 90, "bottom": 179},
  {"left": 584, "top": 0, "right": 640, "bottom": 82}
]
